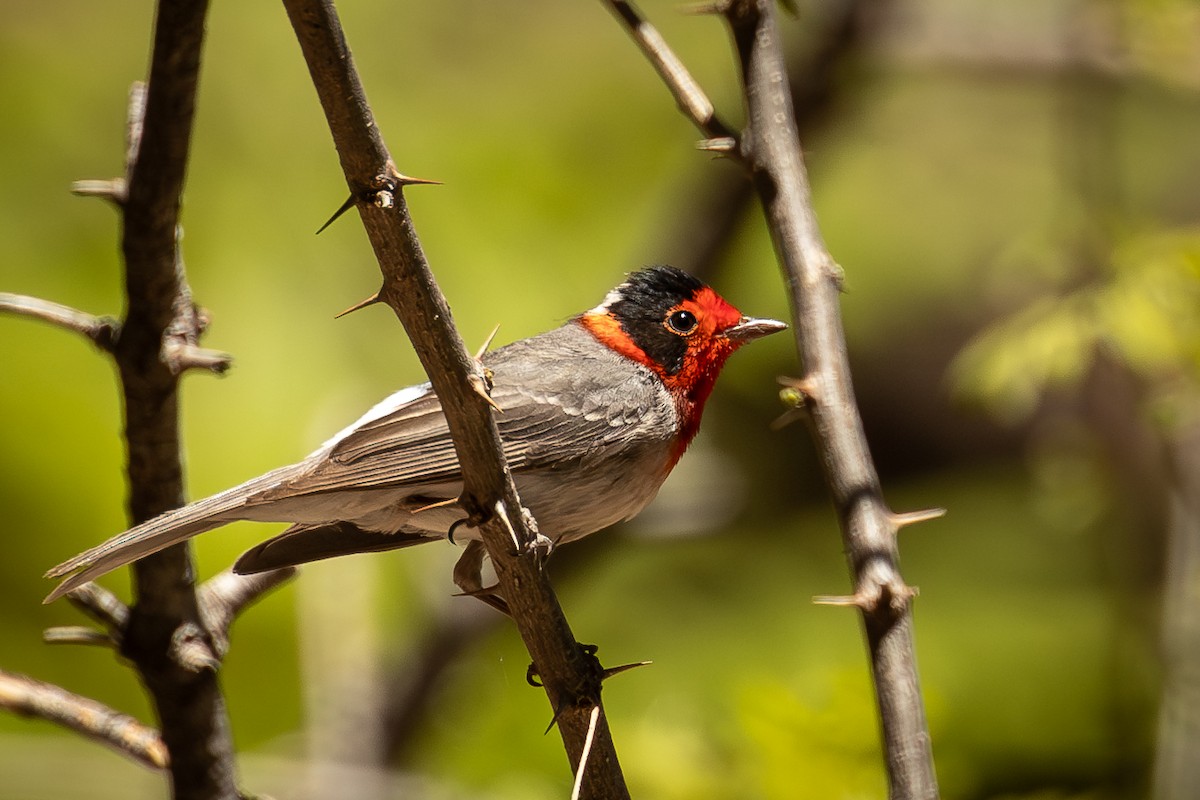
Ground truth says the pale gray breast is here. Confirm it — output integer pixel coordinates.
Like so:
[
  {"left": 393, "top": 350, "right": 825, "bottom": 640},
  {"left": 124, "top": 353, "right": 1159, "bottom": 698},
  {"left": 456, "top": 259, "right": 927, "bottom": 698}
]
[{"left": 487, "top": 323, "right": 680, "bottom": 540}]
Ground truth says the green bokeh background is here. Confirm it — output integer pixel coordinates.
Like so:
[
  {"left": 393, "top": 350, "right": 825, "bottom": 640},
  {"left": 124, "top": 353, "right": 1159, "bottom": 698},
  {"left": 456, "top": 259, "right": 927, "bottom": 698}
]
[{"left": 3, "top": 1, "right": 1198, "bottom": 798}]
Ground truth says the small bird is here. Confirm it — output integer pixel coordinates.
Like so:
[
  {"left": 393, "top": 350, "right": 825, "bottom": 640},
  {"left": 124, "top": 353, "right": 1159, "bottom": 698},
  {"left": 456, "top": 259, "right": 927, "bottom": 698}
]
[{"left": 45, "top": 266, "right": 785, "bottom": 606}]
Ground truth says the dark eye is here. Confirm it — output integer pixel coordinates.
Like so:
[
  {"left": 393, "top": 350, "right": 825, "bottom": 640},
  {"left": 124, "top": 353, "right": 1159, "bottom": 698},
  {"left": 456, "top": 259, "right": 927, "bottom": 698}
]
[{"left": 666, "top": 309, "right": 698, "bottom": 335}]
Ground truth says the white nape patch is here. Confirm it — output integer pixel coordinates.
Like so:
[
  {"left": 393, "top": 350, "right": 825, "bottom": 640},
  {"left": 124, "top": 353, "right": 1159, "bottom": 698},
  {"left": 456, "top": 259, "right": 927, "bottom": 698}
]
[
  {"left": 315, "top": 382, "right": 432, "bottom": 452},
  {"left": 587, "top": 282, "right": 630, "bottom": 316}
]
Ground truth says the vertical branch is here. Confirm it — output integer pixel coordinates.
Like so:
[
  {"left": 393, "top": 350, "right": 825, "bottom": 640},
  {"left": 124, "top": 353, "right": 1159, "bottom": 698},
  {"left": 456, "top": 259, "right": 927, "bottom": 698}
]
[
  {"left": 604, "top": 1, "right": 939, "bottom": 797},
  {"left": 108, "top": 1, "right": 241, "bottom": 798},
  {"left": 281, "top": 2, "right": 630, "bottom": 797},
  {"left": 725, "top": 2, "right": 938, "bottom": 797}
]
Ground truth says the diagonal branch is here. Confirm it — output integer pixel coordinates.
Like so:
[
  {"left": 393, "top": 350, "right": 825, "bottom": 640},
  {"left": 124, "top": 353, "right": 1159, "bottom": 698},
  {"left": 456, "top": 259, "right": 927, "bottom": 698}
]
[
  {"left": 198, "top": 567, "right": 298, "bottom": 659},
  {"left": 603, "top": 0, "right": 739, "bottom": 148},
  {"left": 281, "top": 2, "right": 629, "bottom": 797},
  {"left": 607, "top": 1, "right": 940, "bottom": 798},
  {"left": 0, "top": 669, "right": 168, "bottom": 770}
]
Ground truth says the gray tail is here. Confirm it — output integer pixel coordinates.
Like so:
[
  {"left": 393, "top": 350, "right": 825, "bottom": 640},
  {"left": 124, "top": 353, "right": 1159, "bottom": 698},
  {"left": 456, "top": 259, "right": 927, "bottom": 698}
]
[
  {"left": 233, "top": 522, "right": 430, "bottom": 574},
  {"left": 44, "top": 464, "right": 302, "bottom": 604}
]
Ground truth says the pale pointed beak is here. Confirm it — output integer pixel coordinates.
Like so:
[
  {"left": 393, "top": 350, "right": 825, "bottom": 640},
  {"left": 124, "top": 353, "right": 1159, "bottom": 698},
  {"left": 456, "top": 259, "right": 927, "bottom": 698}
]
[{"left": 725, "top": 316, "right": 788, "bottom": 342}]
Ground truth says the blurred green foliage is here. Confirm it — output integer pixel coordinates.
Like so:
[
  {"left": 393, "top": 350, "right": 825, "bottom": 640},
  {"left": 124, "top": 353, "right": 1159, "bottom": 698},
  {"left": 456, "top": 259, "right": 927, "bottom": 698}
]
[
  {"left": 3, "top": 0, "right": 1200, "bottom": 798},
  {"left": 954, "top": 229, "right": 1200, "bottom": 422}
]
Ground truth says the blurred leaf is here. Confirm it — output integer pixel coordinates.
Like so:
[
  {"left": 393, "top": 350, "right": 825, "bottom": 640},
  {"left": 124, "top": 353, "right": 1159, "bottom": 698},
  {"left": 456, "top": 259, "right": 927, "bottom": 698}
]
[{"left": 953, "top": 227, "right": 1200, "bottom": 423}]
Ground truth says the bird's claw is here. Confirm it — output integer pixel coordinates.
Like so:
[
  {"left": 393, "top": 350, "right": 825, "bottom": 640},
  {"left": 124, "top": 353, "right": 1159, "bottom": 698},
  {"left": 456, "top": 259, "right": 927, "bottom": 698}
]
[{"left": 525, "top": 531, "right": 554, "bottom": 557}]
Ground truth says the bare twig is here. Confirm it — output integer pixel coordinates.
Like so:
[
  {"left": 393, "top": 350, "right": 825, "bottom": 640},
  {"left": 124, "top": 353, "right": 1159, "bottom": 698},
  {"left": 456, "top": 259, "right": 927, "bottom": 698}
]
[
  {"left": 607, "top": 1, "right": 940, "bottom": 798},
  {"left": 282, "top": 2, "right": 629, "bottom": 796},
  {"left": 198, "top": 567, "right": 297, "bottom": 659},
  {"left": 0, "top": 293, "right": 118, "bottom": 351},
  {"left": 43, "top": 626, "right": 117, "bottom": 648},
  {"left": 641, "top": 0, "right": 871, "bottom": 281},
  {"left": 72, "top": 178, "right": 129, "bottom": 205},
  {"left": 65, "top": 582, "right": 130, "bottom": 634},
  {"left": 602, "top": 0, "right": 738, "bottom": 146},
  {"left": 0, "top": 669, "right": 168, "bottom": 770},
  {"left": 162, "top": 340, "right": 233, "bottom": 375}
]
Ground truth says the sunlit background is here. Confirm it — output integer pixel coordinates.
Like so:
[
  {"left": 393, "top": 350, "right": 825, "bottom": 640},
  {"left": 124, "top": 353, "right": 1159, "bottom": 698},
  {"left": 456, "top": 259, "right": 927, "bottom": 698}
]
[{"left": 3, "top": 0, "right": 1200, "bottom": 798}]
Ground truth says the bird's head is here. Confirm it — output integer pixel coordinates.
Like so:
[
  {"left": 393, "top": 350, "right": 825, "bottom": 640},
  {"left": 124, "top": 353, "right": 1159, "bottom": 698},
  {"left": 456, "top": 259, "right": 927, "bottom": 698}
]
[{"left": 580, "top": 266, "right": 786, "bottom": 448}]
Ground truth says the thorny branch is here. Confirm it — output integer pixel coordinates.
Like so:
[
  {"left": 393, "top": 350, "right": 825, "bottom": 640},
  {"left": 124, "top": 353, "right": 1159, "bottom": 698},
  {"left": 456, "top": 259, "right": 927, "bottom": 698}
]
[
  {"left": 383, "top": 4, "right": 873, "bottom": 752},
  {"left": 281, "top": 1, "right": 630, "bottom": 797},
  {"left": 1, "top": 0, "right": 289, "bottom": 793},
  {"left": 87, "top": 1, "right": 243, "bottom": 792},
  {"left": 604, "top": 1, "right": 940, "bottom": 798}
]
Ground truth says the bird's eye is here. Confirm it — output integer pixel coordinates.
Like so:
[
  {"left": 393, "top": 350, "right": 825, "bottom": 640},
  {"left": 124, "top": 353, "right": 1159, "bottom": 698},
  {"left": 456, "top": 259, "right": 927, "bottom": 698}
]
[{"left": 666, "top": 309, "right": 698, "bottom": 335}]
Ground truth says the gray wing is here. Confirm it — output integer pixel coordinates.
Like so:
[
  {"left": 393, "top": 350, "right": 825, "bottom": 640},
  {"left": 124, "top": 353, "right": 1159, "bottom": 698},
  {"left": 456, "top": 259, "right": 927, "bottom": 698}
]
[
  {"left": 272, "top": 323, "right": 676, "bottom": 497},
  {"left": 45, "top": 323, "right": 673, "bottom": 602}
]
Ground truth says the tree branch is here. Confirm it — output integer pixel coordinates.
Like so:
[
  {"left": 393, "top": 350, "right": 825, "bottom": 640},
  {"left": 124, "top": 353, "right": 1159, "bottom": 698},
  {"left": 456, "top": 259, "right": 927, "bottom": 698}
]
[
  {"left": 607, "top": 1, "right": 940, "bottom": 798},
  {"left": 604, "top": 0, "right": 739, "bottom": 147},
  {"left": 728, "top": 3, "right": 939, "bottom": 797},
  {"left": 640, "top": 0, "right": 871, "bottom": 281},
  {"left": 0, "top": 669, "right": 168, "bottom": 770},
  {"left": 281, "top": 2, "right": 629, "bottom": 796},
  {"left": 89, "top": 2, "right": 243, "bottom": 797},
  {"left": 0, "top": 293, "right": 119, "bottom": 351},
  {"left": 198, "top": 567, "right": 298, "bottom": 659}
]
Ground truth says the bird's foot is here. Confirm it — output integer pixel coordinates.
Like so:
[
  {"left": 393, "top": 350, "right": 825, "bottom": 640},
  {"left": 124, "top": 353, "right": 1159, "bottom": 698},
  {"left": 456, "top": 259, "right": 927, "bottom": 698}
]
[{"left": 451, "top": 540, "right": 509, "bottom": 615}]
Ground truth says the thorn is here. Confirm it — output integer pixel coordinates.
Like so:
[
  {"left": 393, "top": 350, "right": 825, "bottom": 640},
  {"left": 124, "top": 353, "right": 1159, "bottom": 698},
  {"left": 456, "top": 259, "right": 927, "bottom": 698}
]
[
  {"left": 468, "top": 372, "right": 503, "bottom": 412},
  {"left": 571, "top": 706, "right": 602, "bottom": 800},
  {"left": 474, "top": 324, "right": 501, "bottom": 361},
  {"left": 813, "top": 593, "right": 869, "bottom": 609},
  {"left": 334, "top": 291, "right": 382, "bottom": 319},
  {"left": 43, "top": 626, "right": 116, "bottom": 647},
  {"left": 814, "top": 583, "right": 919, "bottom": 615},
  {"left": 679, "top": 1, "right": 730, "bottom": 15},
  {"left": 696, "top": 136, "right": 737, "bottom": 153},
  {"left": 601, "top": 660, "right": 653, "bottom": 681},
  {"left": 412, "top": 497, "right": 460, "bottom": 515},
  {"left": 163, "top": 343, "right": 233, "bottom": 376},
  {"left": 889, "top": 508, "right": 947, "bottom": 530},
  {"left": 494, "top": 499, "right": 521, "bottom": 552},
  {"left": 71, "top": 178, "right": 127, "bottom": 204},
  {"left": 316, "top": 193, "right": 357, "bottom": 234},
  {"left": 395, "top": 174, "right": 442, "bottom": 187},
  {"left": 543, "top": 704, "right": 567, "bottom": 734}
]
